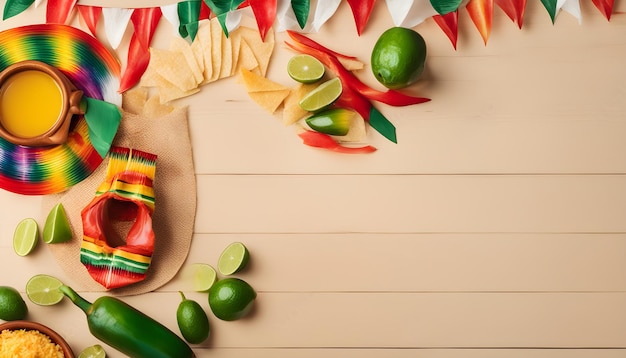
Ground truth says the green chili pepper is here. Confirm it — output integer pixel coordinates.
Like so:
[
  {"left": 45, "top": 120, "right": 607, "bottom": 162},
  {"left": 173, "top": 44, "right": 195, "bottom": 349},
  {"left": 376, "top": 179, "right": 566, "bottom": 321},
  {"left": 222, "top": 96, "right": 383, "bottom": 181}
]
[{"left": 60, "top": 285, "right": 195, "bottom": 358}]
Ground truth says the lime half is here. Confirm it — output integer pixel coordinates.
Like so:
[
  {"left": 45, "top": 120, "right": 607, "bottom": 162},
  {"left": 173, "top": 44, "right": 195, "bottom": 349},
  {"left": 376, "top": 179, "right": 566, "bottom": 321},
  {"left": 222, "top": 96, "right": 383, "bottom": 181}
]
[
  {"left": 43, "top": 203, "right": 73, "bottom": 244},
  {"left": 298, "top": 77, "right": 342, "bottom": 112},
  {"left": 78, "top": 344, "right": 106, "bottom": 358},
  {"left": 13, "top": 218, "right": 39, "bottom": 256},
  {"left": 189, "top": 263, "right": 217, "bottom": 292},
  {"left": 217, "top": 242, "right": 250, "bottom": 276},
  {"left": 287, "top": 54, "right": 325, "bottom": 84},
  {"left": 25, "top": 274, "right": 64, "bottom": 306}
]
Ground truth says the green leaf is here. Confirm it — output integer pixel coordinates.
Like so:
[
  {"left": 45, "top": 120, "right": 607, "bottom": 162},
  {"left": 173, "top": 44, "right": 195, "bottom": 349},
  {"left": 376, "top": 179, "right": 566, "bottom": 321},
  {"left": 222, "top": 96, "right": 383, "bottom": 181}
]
[
  {"left": 539, "top": 0, "right": 558, "bottom": 23},
  {"left": 291, "top": 0, "right": 310, "bottom": 29},
  {"left": 178, "top": 0, "right": 201, "bottom": 40},
  {"left": 3, "top": 0, "right": 35, "bottom": 20},
  {"left": 430, "top": 0, "right": 463, "bottom": 15},
  {"left": 368, "top": 106, "right": 397, "bottom": 144},
  {"left": 203, "top": 0, "right": 245, "bottom": 37}
]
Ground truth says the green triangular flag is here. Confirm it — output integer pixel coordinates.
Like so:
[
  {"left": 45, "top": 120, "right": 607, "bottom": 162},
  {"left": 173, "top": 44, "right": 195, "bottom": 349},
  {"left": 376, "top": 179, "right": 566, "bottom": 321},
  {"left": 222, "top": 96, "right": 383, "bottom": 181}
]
[
  {"left": 540, "top": 0, "right": 558, "bottom": 23},
  {"left": 82, "top": 97, "right": 122, "bottom": 159},
  {"left": 3, "top": 0, "right": 35, "bottom": 20},
  {"left": 368, "top": 106, "right": 397, "bottom": 144}
]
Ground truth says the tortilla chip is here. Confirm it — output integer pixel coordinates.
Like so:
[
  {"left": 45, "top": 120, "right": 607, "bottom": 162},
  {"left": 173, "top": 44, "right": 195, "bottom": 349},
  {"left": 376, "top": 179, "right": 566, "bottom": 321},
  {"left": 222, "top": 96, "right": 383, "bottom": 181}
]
[
  {"left": 144, "top": 93, "right": 176, "bottom": 117},
  {"left": 240, "top": 67, "right": 289, "bottom": 92},
  {"left": 240, "top": 68, "right": 290, "bottom": 113},
  {"left": 218, "top": 30, "right": 233, "bottom": 79},
  {"left": 150, "top": 47, "right": 198, "bottom": 92},
  {"left": 158, "top": 83, "right": 201, "bottom": 104},
  {"left": 122, "top": 87, "right": 149, "bottom": 114},
  {"left": 169, "top": 36, "right": 203, "bottom": 85},
  {"left": 237, "top": 26, "right": 274, "bottom": 76},
  {"left": 248, "top": 91, "right": 290, "bottom": 113},
  {"left": 209, "top": 18, "right": 223, "bottom": 82},
  {"left": 282, "top": 83, "right": 316, "bottom": 125},
  {"left": 235, "top": 37, "right": 260, "bottom": 74},
  {"left": 339, "top": 57, "right": 365, "bottom": 71},
  {"left": 194, "top": 20, "right": 213, "bottom": 83}
]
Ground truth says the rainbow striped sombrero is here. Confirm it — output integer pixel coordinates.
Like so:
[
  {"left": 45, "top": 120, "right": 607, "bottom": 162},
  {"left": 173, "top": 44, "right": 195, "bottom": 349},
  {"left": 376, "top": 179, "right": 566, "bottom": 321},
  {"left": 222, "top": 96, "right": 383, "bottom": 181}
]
[{"left": 0, "top": 24, "right": 121, "bottom": 195}]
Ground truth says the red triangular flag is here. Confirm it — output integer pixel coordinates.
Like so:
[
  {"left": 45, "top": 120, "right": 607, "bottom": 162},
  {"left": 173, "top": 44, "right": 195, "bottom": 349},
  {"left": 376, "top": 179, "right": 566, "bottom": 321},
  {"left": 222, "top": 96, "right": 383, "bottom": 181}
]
[
  {"left": 347, "top": 0, "right": 376, "bottom": 36},
  {"left": 495, "top": 0, "right": 526, "bottom": 28},
  {"left": 591, "top": 0, "right": 614, "bottom": 20},
  {"left": 46, "top": 0, "right": 77, "bottom": 24},
  {"left": 77, "top": 5, "right": 102, "bottom": 36},
  {"left": 466, "top": 0, "right": 493, "bottom": 45},
  {"left": 119, "top": 7, "right": 162, "bottom": 93},
  {"left": 432, "top": 10, "right": 458, "bottom": 50},
  {"left": 249, "top": 0, "right": 276, "bottom": 41}
]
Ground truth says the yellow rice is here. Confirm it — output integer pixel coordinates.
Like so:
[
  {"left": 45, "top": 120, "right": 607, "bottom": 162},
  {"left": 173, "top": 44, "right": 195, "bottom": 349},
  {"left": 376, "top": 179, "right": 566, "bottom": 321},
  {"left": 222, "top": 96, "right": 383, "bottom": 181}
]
[{"left": 0, "top": 329, "right": 65, "bottom": 358}]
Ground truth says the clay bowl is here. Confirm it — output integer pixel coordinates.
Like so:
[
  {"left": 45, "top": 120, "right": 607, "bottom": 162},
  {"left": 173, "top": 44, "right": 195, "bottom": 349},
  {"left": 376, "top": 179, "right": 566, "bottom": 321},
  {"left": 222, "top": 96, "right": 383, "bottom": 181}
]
[
  {"left": 0, "top": 60, "right": 83, "bottom": 147},
  {"left": 0, "top": 320, "right": 75, "bottom": 357}
]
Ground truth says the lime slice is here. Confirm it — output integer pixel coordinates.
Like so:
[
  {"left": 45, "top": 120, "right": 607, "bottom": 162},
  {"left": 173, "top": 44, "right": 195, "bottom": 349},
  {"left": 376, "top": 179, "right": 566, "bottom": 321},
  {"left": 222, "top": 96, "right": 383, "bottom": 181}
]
[
  {"left": 287, "top": 54, "right": 325, "bottom": 84},
  {"left": 299, "top": 77, "right": 342, "bottom": 112},
  {"left": 217, "top": 242, "right": 250, "bottom": 276},
  {"left": 78, "top": 344, "right": 106, "bottom": 358},
  {"left": 189, "top": 263, "right": 217, "bottom": 292},
  {"left": 25, "top": 274, "right": 64, "bottom": 306},
  {"left": 13, "top": 218, "right": 39, "bottom": 256},
  {"left": 43, "top": 203, "right": 73, "bottom": 244}
]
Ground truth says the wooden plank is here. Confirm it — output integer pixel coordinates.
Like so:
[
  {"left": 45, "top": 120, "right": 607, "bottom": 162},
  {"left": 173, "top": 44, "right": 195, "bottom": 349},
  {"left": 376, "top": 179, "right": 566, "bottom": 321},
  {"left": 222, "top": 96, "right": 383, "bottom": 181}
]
[
  {"left": 195, "top": 174, "right": 626, "bottom": 233},
  {"left": 161, "top": 233, "right": 626, "bottom": 293},
  {"left": 190, "top": 348, "right": 626, "bottom": 358},
  {"left": 48, "top": 292, "right": 626, "bottom": 352}
]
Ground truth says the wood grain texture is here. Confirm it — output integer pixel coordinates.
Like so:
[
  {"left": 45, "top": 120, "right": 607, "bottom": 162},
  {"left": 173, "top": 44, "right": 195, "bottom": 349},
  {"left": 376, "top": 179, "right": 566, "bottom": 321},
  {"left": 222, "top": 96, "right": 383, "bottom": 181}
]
[{"left": 0, "top": 0, "right": 624, "bottom": 357}]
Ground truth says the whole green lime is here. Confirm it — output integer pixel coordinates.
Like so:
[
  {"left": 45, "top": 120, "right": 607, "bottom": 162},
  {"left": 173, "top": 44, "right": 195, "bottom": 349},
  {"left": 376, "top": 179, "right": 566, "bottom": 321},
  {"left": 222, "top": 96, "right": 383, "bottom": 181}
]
[
  {"left": 0, "top": 286, "right": 28, "bottom": 321},
  {"left": 208, "top": 278, "right": 256, "bottom": 321},
  {"left": 370, "top": 27, "right": 427, "bottom": 89},
  {"left": 176, "top": 291, "right": 210, "bottom": 344}
]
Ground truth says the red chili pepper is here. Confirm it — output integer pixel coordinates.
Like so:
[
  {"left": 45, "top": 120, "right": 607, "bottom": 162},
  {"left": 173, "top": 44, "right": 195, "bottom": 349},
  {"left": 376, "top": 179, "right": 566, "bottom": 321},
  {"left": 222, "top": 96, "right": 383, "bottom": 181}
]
[
  {"left": 346, "top": 0, "right": 376, "bottom": 36},
  {"left": 46, "top": 0, "right": 77, "bottom": 24},
  {"left": 432, "top": 10, "right": 458, "bottom": 50},
  {"left": 249, "top": 0, "right": 276, "bottom": 42},
  {"left": 286, "top": 31, "right": 430, "bottom": 107},
  {"left": 119, "top": 7, "right": 162, "bottom": 93},
  {"left": 76, "top": 5, "right": 102, "bottom": 36},
  {"left": 285, "top": 28, "right": 356, "bottom": 60},
  {"left": 298, "top": 130, "right": 376, "bottom": 154},
  {"left": 334, "top": 84, "right": 371, "bottom": 121}
]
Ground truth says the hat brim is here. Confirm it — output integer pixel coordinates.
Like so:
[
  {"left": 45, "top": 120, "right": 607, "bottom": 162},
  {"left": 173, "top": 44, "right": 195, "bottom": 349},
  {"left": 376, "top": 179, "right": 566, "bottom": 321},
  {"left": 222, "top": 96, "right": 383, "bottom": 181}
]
[{"left": 0, "top": 24, "right": 121, "bottom": 195}]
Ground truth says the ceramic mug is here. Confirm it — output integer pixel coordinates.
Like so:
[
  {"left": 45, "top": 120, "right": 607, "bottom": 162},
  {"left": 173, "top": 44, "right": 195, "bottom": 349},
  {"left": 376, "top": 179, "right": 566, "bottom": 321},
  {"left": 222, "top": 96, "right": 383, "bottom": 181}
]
[{"left": 0, "top": 60, "right": 83, "bottom": 146}]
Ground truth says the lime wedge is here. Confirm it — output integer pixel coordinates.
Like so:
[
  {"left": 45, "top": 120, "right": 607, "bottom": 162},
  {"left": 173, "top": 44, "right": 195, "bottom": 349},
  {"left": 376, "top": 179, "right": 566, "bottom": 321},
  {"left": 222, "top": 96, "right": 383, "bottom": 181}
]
[
  {"left": 43, "top": 203, "right": 73, "bottom": 244},
  {"left": 79, "top": 344, "right": 106, "bottom": 358},
  {"left": 217, "top": 242, "right": 250, "bottom": 276},
  {"left": 13, "top": 218, "right": 39, "bottom": 256},
  {"left": 299, "top": 77, "right": 342, "bottom": 112},
  {"left": 188, "top": 263, "right": 217, "bottom": 292},
  {"left": 25, "top": 274, "right": 64, "bottom": 306},
  {"left": 287, "top": 54, "right": 325, "bottom": 84}
]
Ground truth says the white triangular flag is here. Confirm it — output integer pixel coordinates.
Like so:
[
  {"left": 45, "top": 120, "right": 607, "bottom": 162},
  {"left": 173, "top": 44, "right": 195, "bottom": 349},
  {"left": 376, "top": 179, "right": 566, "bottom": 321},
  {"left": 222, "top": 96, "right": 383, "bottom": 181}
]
[
  {"left": 102, "top": 7, "right": 133, "bottom": 49},
  {"left": 313, "top": 0, "right": 342, "bottom": 32},
  {"left": 160, "top": 4, "right": 181, "bottom": 35}
]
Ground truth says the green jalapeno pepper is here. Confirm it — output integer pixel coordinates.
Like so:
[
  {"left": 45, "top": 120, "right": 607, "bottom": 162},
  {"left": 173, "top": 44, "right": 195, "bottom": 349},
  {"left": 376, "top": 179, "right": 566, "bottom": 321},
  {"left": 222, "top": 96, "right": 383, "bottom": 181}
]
[{"left": 60, "top": 285, "right": 195, "bottom": 358}]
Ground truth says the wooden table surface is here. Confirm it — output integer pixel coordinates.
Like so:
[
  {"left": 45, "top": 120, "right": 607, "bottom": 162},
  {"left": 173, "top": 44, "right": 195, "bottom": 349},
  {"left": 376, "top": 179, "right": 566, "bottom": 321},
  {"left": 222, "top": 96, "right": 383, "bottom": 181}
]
[{"left": 1, "top": 0, "right": 625, "bottom": 357}]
